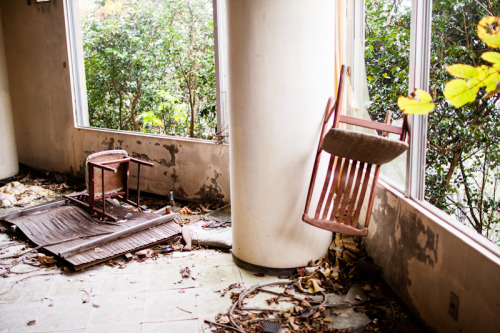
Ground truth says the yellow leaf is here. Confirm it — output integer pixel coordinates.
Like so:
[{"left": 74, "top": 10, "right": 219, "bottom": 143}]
[
  {"left": 398, "top": 89, "right": 435, "bottom": 115},
  {"left": 481, "top": 51, "right": 500, "bottom": 64},
  {"left": 446, "top": 64, "right": 478, "bottom": 79},
  {"left": 443, "top": 79, "right": 480, "bottom": 108},
  {"left": 484, "top": 83, "right": 500, "bottom": 98},
  {"left": 477, "top": 16, "right": 500, "bottom": 48},
  {"left": 483, "top": 70, "right": 500, "bottom": 92}
]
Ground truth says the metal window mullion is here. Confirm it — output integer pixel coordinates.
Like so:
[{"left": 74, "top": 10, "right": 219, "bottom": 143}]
[
  {"left": 213, "top": 0, "right": 229, "bottom": 142},
  {"left": 63, "top": 0, "right": 89, "bottom": 127},
  {"left": 406, "top": 0, "right": 432, "bottom": 200}
]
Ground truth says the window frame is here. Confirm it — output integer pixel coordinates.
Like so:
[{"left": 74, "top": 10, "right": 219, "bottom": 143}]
[
  {"left": 356, "top": 0, "right": 499, "bottom": 251},
  {"left": 64, "top": 0, "right": 227, "bottom": 140}
]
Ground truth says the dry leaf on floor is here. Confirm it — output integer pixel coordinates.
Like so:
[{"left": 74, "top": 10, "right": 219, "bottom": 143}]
[
  {"left": 37, "top": 255, "right": 56, "bottom": 265},
  {"left": 178, "top": 206, "right": 193, "bottom": 215}
]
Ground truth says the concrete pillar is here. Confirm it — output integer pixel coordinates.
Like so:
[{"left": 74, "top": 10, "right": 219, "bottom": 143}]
[
  {"left": 228, "top": 0, "right": 336, "bottom": 270},
  {"left": 0, "top": 11, "right": 18, "bottom": 179}
]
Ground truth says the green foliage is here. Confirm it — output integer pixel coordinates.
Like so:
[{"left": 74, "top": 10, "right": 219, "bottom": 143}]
[
  {"left": 365, "top": 0, "right": 411, "bottom": 122},
  {"left": 366, "top": 0, "right": 500, "bottom": 243},
  {"left": 443, "top": 16, "right": 500, "bottom": 107},
  {"left": 82, "top": 0, "right": 216, "bottom": 138}
]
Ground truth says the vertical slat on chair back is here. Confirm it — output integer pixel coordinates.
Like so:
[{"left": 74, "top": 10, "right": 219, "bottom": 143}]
[{"left": 313, "top": 155, "right": 374, "bottom": 229}]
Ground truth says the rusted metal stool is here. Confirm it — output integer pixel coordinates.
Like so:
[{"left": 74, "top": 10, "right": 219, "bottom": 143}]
[{"left": 65, "top": 150, "right": 153, "bottom": 221}]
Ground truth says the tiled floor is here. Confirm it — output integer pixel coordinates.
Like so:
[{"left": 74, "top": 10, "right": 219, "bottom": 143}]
[{"left": 0, "top": 246, "right": 279, "bottom": 333}]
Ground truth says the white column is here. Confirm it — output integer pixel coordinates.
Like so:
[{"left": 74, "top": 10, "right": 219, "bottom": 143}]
[
  {"left": 227, "top": 0, "right": 336, "bottom": 269},
  {"left": 0, "top": 11, "right": 18, "bottom": 179}
]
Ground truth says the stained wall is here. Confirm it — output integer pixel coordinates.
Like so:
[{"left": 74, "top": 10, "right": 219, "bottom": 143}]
[{"left": 367, "top": 183, "right": 500, "bottom": 332}]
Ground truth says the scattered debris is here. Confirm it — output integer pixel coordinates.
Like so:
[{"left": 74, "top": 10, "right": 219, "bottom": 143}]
[
  {"left": 178, "top": 206, "right": 193, "bottom": 215},
  {"left": 177, "top": 306, "right": 193, "bottom": 314},
  {"left": 207, "top": 234, "right": 423, "bottom": 332},
  {"left": 80, "top": 289, "right": 92, "bottom": 304},
  {"left": 180, "top": 266, "right": 192, "bottom": 278},
  {"left": 181, "top": 226, "right": 192, "bottom": 251},
  {"left": 0, "top": 181, "right": 55, "bottom": 208},
  {"left": 136, "top": 249, "right": 154, "bottom": 258}
]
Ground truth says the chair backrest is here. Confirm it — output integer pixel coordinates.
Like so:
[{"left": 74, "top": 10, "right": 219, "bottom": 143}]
[{"left": 85, "top": 150, "right": 129, "bottom": 197}]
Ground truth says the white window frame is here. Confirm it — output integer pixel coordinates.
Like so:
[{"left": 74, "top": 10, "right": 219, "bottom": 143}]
[
  {"left": 64, "top": 0, "right": 228, "bottom": 140},
  {"left": 406, "top": 0, "right": 432, "bottom": 201},
  {"left": 64, "top": 0, "right": 89, "bottom": 127}
]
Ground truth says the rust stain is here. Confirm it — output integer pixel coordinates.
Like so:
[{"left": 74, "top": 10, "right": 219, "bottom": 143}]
[
  {"left": 131, "top": 152, "right": 152, "bottom": 162},
  {"left": 130, "top": 145, "right": 178, "bottom": 168},
  {"left": 195, "top": 170, "right": 225, "bottom": 204},
  {"left": 162, "top": 144, "right": 178, "bottom": 167},
  {"left": 169, "top": 169, "right": 187, "bottom": 199},
  {"left": 100, "top": 137, "right": 123, "bottom": 150}
]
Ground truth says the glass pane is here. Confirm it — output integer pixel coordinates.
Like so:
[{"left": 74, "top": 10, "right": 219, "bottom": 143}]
[
  {"left": 427, "top": 0, "right": 500, "bottom": 244},
  {"left": 79, "top": 0, "right": 217, "bottom": 139},
  {"left": 364, "top": 0, "right": 412, "bottom": 190}
]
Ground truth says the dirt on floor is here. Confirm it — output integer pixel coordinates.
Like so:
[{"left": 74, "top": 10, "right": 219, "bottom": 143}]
[{"left": 0, "top": 165, "right": 428, "bottom": 333}]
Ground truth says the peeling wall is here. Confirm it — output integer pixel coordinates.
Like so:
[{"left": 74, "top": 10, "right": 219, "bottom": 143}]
[
  {"left": 366, "top": 183, "right": 500, "bottom": 332},
  {"left": 0, "top": 0, "right": 229, "bottom": 204}
]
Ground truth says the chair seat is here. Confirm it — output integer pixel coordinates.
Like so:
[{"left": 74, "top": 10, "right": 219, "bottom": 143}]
[
  {"left": 85, "top": 149, "right": 129, "bottom": 197},
  {"left": 321, "top": 128, "right": 409, "bottom": 165}
]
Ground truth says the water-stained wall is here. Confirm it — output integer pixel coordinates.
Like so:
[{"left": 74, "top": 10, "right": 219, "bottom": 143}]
[
  {"left": 75, "top": 129, "right": 229, "bottom": 203},
  {"left": 366, "top": 183, "right": 500, "bottom": 333}
]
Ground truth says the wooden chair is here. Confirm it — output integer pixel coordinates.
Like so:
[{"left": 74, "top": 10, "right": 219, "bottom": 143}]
[
  {"left": 302, "top": 65, "right": 408, "bottom": 236},
  {"left": 65, "top": 150, "right": 153, "bottom": 221}
]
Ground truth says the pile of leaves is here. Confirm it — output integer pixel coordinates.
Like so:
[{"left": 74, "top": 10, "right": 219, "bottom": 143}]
[
  {"left": 208, "top": 235, "right": 424, "bottom": 332},
  {"left": 0, "top": 166, "right": 82, "bottom": 209}
]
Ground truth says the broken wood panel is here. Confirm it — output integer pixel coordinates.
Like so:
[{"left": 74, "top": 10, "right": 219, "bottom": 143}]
[
  {"left": 6, "top": 205, "right": 120, "bottom": 246},
  {"left": 59, "top": 213, "right": 176, "bottom": 258},
  {"left": 62, "top": 222, "right": 180, "bottom": 270},
  {"left": 5, "top": 203, "right": 180, "bottom": 270}
]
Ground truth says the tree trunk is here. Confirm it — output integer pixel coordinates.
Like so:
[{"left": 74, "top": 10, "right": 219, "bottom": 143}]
[{"left": 129, "top": 82, "right": 142, "bottom": 131}]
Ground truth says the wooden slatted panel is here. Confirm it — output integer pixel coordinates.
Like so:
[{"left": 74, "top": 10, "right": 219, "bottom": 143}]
[
  {"left": 61, "top": 222, "right": 179, "bottom": 269},
  {"left": 344, "top": 161, "right": 365, "bottom": 225},
  {"left": 337, "top": 160, "right": 358, "bottom": 224},
  {"left": 351, "top": 164, "right": 373, "bottom": 228},
  {"left": 315, "top": 155, "right": 336, "bottom": 219},
  {"left": 329, "top": 158, "right": 349, "bottom": 221},
  {"left": 7, "top": 204, "right": 179, "bottom": 270},
  {"left": 321, "top": 157, "right": 343, "bottom": 220}
]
